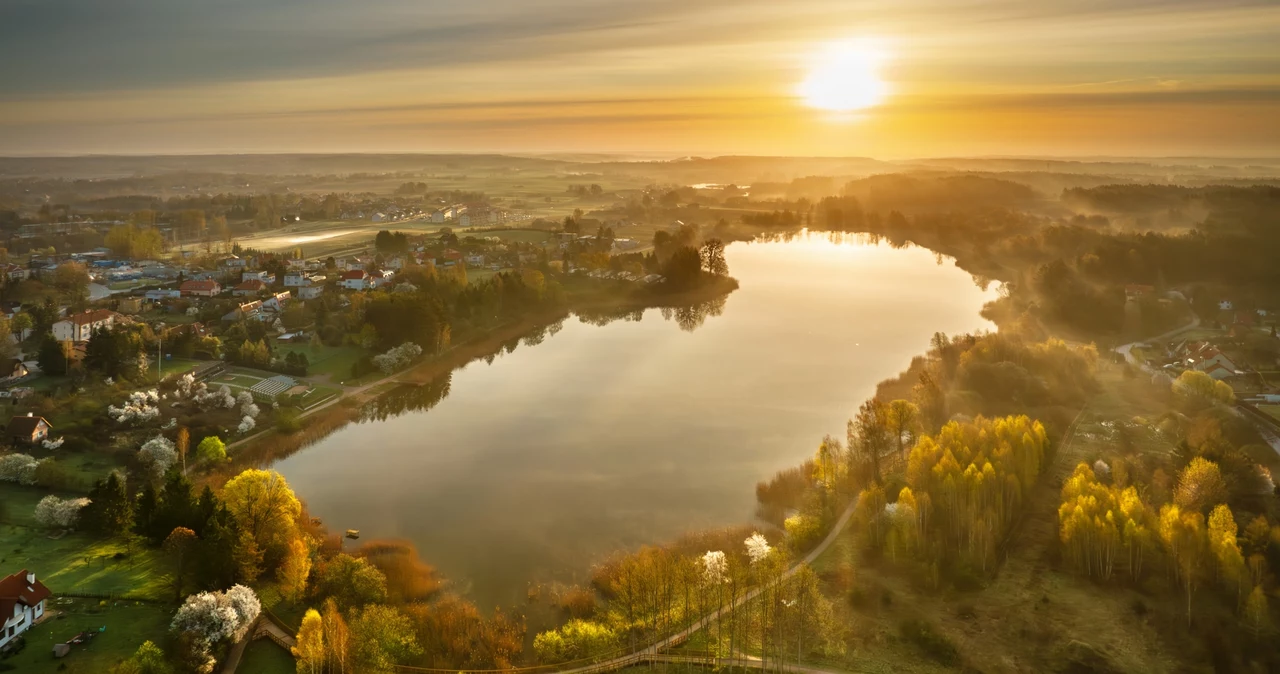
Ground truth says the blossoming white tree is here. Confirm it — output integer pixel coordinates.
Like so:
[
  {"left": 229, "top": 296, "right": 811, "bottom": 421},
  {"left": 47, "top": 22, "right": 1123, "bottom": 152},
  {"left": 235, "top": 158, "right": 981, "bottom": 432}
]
[
  {"left": 237, "top": 415, "right": 256, "bottom": 434},
  {"left": 701, "top": 550, "right": 728, "bottom": 585},
  {"left": 108, "top": 390, "right": 162, "bottom": 424},
  {"left": 0, "top": 453, "right": 42, "bottom": 485},
  {"left": 41, "top": 437, "right": 64, "bottom": 450},
  {"left": 171, "top": 585, "right": 261, "bottom": 672},
  {"left": 34, "top": 495, "right": 90, "bottom": 529},
  {"left": 138, "top": 435, "right": 178, "bottom": 479},
  {"left": 372, "top": 342, "right": 423, "bottom": 374},
  {"left": 744, "top": 532, "right": 772, "bottom": 565}
]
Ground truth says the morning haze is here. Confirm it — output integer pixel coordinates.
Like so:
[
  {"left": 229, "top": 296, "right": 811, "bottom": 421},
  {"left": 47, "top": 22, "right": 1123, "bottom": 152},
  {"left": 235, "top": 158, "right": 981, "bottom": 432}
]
[{"left": 2, "top": 2, "right": 1280, "bottom": 674}]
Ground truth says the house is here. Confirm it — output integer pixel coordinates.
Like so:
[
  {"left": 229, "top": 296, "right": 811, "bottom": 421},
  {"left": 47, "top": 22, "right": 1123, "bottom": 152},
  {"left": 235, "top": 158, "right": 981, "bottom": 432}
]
[
  {"left": 117, "top": 297, "right": 144, "bottom": 314},
  {"left": 370, "top": 270, "right": 395, "bottom": 288},
  {"left": 263, "top": 291, "right": 291, "bottom": 311},
  {"left": 284, "top": 272, "right": 323, "bottom": 288},
  {"left": 234, "top": 279, "right": 268, "bottom": 297},
  {"left": 286, "top": 258, "right": 307, "bottom": 270},
  {"left": 222, "top": 300, "right": 264, "bottom": 322},
  {"left": 1204, "top": 362, "right": 1235, "bottom": 380},
  {"left": 145, "top": 288, "right": 181, "bottom": 301},
  {"left": 8, "top": 413, "right": 51, "bottom": 445},
  {"left": 340, "top": 270, "right": 371, "bottom": 290},
  {"left": 180, "top": 279, "right": 222, "bottom": 298},
  {"left": 51, "top": 309, "right": 118, "bottom": 342},
  {"left": 220, "top": 255, "right": 247, "bottom": 269},
  {"left": 241, "top": 270, "right": 275, "bottom": 284},
  {"left": 0, "top": 570, "right": 51, "bottom": 649},
  {"left": 298, "top": 285, "right": 324, "bottom": 300},
  {"left": 0, "top": 359, "right": 28, "bottom": 382},
  {"left": 465, "top": 254, "right": 485, "bottom": 266}
]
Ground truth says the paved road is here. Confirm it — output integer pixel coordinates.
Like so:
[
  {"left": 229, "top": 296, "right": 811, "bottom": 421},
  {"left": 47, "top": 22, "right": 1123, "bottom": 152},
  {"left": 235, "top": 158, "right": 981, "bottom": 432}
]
[{"left": 1115, "top": 314, "right": 1200, "bottom": 370}]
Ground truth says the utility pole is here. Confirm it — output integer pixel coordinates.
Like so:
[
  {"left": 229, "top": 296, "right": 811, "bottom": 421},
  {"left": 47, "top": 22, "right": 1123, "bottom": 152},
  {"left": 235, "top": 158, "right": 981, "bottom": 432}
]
[{"left": 156, "top": 322, "right": 165, "bottom": 383}]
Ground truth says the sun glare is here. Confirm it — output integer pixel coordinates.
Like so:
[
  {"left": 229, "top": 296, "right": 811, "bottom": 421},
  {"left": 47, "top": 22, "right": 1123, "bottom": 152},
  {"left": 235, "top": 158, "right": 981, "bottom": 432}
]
[{"left": 798, "top": 39, "right": 890, "bottom": 112}]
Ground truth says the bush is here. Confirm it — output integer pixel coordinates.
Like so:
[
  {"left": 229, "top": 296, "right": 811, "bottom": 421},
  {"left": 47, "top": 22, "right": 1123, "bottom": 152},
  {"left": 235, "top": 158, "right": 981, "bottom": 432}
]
[
  {"left": 276, "top": 409, "right": 303, "bottom": 434},
  {"left": 899, "top": 619, "right": 961, "bottom": 666}
]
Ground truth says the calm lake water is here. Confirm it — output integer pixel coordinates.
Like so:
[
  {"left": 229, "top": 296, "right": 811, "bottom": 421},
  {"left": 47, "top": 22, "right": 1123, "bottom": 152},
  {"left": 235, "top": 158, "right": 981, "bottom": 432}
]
[{"left": 274, "top": 235, "right": 998, "bottom": 608}]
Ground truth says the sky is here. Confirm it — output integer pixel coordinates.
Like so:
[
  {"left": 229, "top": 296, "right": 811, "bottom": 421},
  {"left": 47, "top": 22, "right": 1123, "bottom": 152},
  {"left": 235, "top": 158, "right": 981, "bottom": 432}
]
[{"left": 1, "top": 0, "right": 1278, "bottom": 157}]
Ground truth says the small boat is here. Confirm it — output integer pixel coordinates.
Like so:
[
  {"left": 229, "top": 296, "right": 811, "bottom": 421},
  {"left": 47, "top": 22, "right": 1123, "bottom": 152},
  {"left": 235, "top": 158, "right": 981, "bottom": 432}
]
[{"left": 345, "top": 529, "right": 360, "bottom": 539}]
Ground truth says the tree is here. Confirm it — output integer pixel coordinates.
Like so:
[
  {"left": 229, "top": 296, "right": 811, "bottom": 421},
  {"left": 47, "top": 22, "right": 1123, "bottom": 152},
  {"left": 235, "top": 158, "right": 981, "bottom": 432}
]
[
  {"left": 164, "top": 527, "right": 199, "bottom": 601},
  {"left": 197, "top": 436, "right": 227, "bottom": 463},
  {"left": 111, "top": 640, "right": 172, "bottom": 674},
  {"left": 1245, "top": 584, "right": 1272, "bottom": 638},
  {"left": 1159, "top": 504, "right": 1210, "bottom": 626},
  {"left": 10, "top": 311, "right": 32, "bottom": 342},
  {"left": 1174, "top": 457, "right": 1228, "bottom": 514},
  {"left": 280, "top": 536, "right": 313, "bottom": 602},
  {"left": 1173, "top": 370, "right": 1235, "bottom": 405},
  {"left": 850, "top": 399, "right": 892, "bottom": 484},
  {"left": 1207, "top": 504, "right": 1245, "bottom": 600},
  {"left": 176, "top": 427, "right": 190, "bottom": 473},
  {"left": 293, "top": 609, "right": 326, "bottom": 674},
  {"left": 37, "top": 336, "right": 70, "bottom": 376},
  {"left": 34, "top": 495, "right": 88, "bottom": 530},
  {"left": 317, "top": 554, "right": 388, "bottom": 608},
  {"left": 83, "top": 472, "right": 134, "bottom": 536},
  {"left": 322, "top": 598, "right": 351, "bottom": 674},
  {"left": 350, "top": 605, "right": 422, "bottom": 673},
  {"left": 886, "top": 399, "right": 921, "bottom": 459},
  {"left": 53, "top": 261, "right": 91, "bottom": 305},
  {"left": 220, "top": 469, "right": 301, "bottom": 553},
  {"left": 699, "top": 238, "right": 729, "bottom": 276}
]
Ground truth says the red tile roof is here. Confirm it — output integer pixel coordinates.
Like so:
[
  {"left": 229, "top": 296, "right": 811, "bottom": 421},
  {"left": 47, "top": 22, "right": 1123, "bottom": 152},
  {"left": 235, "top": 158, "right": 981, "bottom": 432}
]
[
  {"left": 0, "top": 569, "right": 52, "bottom": 620},
  {"left": 58, "top": 309, "right": 116, "bottom": 326},
  {"left": 341, "top": 270, "right": 368, "bottom": 280},
  {"left": 235, "top": 279, "right": 267, "bottom": 291},
  {"left": 181, "top": 280, "right": 220, "bottom": 292}
]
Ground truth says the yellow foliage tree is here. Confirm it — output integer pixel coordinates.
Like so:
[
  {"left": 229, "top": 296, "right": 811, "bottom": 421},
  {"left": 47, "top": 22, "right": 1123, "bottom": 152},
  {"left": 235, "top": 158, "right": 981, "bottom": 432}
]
[
  {"left": 221, "top": 469, "right": 301, "bottom": 552},
  {"left": 281, "top": 537, "right": 313, "bottom": 603},
  {"left": 293, "top": 609, "right": 325, "bottom": 674}
]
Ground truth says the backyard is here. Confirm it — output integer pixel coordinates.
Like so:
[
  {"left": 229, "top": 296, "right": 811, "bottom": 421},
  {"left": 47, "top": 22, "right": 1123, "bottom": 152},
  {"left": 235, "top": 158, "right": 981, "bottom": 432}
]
[{"left": 0, "top": 599, "right": 174, "bottom": 674}]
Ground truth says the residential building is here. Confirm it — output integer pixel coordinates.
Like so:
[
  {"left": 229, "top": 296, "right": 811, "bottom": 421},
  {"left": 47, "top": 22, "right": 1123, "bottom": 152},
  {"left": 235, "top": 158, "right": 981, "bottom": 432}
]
[
  {"left": 180, "top": 279, "right": 222, "bottom": 297},
  {"left": 340, "top": 270, "right": 371, "bottom": 290},
  {"left": 298, "top": 285, "right": 324, "bottom": 300},
  {"left": 0, "top": 570, "right": 51, "bottom": 648},
  {"left": 234, "top": 279, "right": 268, "bottom": 297},
  {"left": 52, "top": 309, "right": 118, "bottom": 342},
  {"left": 8, "top": 413, "right": 52, "bottom": 445},
  {"left": 263, "top": 291, "right": 291, "bottom": 311},
  {"left": 220, "top": 255, "right": 247, "bottom": 269},
  {"left": 241, "top": 270, "right": 275, "bottom": 284},
  {"left": 145, "top": 289, "right": 182, "bottom": 300},
  {"left": 1, "top": 359, "right": 29, "bottom": 382}
]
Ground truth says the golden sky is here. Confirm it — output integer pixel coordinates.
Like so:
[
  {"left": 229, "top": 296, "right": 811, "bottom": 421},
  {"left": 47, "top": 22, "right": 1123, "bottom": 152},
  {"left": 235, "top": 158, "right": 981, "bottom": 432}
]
[{"left": 1, "top": 0, "right": 1278, "bottom": 156}]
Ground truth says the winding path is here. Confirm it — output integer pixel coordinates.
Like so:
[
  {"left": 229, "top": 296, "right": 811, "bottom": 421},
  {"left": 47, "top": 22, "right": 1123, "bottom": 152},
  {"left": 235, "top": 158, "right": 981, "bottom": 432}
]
[{"left": 551, "top": 498, "right": 860, "bottom": 674}]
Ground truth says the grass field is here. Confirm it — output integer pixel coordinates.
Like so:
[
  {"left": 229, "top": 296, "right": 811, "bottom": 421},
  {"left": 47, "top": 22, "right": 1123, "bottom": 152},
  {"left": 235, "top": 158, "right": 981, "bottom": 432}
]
[
  {"left": 1259, "top": 404, "right": 1280, "bottom": 423},
  {"left": 0, "top": 520, "right": 171, "bottom": 600},
  {"left": 214, "top": 371, "right": 267, "bottom": 390},
  {"left": 0, "top": 599, "right": 174, "bottom": 674},
  {"left": 484, "top": 228, "right": 552, "bottom": 243},
  {"left": 239, "top": 639, "right": 296, "bottom": 674},
  {"left": 146, "top": 356, "right": 203, "bottom": 381},
  {"left": 276, "top": 343, "right": 365, "bottom": 380},
  {"left": 293, "top": 385, "right": 342, "bottom": 409}
]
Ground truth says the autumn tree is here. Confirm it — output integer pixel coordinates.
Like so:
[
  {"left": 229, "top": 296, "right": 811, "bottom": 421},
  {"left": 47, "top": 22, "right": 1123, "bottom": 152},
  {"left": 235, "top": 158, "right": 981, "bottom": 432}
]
[
  {"left": 293, "top": 609, "right": 325, "bottom": 674},
  {"left": 849, "top": 399, "right": 892, "bottom": 484},
  {"left": 1159, "top": 504, "right": 1211, "bottom": 626},
  {"left": 1174, "top": 457, "right": 1228, "bottom": 514},
  {"left": 164, "top": 527, "right": 199, "bottom": 601},
  {"left": 350, "top": 605, "right": 422, "bottom": 673},
  {"left": 280, "top": 536, "right": 313, "bottom": 602},
  {"left": 322, "top": 598, "right": 351, "bottom": 674},
  {"left": 220, "top": 469, "right": 301, "bottom": 558},
  {"left": 1207, "top": 504, "right": 1245, "bottom": 601},
  {"left": 886, "top": 399, "right": 921, "bottom": 459}
]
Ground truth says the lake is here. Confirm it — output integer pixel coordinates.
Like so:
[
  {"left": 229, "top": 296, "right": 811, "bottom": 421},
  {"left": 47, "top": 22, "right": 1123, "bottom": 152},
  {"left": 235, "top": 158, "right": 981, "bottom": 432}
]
[{"left": 274, "top": 234, "right": 998, "bottom": 608}]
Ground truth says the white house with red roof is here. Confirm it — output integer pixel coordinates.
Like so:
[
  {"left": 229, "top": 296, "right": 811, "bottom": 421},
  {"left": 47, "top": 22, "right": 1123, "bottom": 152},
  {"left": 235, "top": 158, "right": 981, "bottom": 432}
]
[
  {"left": 180, "top": 279, "right": 222, "bottom": 297},
  {"left": 0, "top": 569, "right": 52, "bottom": 647},
  {"left": 340, "top": 269, "right": 371, "bottom": 290},
  {"left": 51, "top": 309, "right": 118, "bottom": 342}
]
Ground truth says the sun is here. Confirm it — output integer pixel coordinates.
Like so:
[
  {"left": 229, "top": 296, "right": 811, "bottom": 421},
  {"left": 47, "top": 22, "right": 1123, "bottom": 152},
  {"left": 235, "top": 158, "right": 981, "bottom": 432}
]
[{"left": 798, "top": 39, "right": 890, "bottom": 112}]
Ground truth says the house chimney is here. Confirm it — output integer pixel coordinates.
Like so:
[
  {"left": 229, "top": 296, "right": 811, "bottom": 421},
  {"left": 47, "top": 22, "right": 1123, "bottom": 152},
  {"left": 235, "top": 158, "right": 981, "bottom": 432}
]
[
  {"left": 26, "top": 412, "right": 32, "bottom": 417},
  {"left": 26, "top": 571, "right": 35, "bottom": 584}
]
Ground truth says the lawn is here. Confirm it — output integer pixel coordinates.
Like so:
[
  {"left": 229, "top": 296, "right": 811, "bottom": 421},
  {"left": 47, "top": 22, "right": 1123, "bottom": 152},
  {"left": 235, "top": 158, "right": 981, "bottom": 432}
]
[
  {"left": 293, "top": 385, "right": 342, "bottom": 410},
  {"left": 0, "top": 599, "right": 174, "bottom": 674},
  {"left": 468, "top": 268, "right": 499, "bottom": 285},
  {"left": 1259, "top": 405, "right": 1280, "bottom": 423},
  {"left": 275, "top": 343, "right": 365, "bottom": 380},
  {"left": 239, "top": 639, "right": 296, "bottom": 674},
  {"left": 0, "top": 520, "right": 171, "bottom": 600},
  {"left": 487, "top": 228, "right": 553, "bottom": 243},
  {"left": 213, "top": 371, "right": 267, "bottom": 390},
  {"left": 146, "top": 356, "right": 203, "bottom": 381}
]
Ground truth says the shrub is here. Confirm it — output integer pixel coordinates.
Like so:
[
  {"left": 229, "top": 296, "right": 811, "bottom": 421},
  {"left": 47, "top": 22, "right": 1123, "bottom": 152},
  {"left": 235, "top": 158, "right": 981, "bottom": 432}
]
[{"left": 899, "top": 619, "right": 961, "bottom": 666}]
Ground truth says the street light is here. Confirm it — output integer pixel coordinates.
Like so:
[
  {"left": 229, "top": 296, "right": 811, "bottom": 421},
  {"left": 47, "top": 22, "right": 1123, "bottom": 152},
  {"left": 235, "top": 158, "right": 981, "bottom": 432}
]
[{"left": 156, "top": 322, "right": 165, "bottom": 383}]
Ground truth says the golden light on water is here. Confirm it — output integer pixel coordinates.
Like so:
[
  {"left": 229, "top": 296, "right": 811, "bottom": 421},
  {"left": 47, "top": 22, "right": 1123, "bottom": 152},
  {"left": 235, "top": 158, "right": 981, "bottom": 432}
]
[{"left": 798, "top": 38, "right": 890, "bottom": 113}]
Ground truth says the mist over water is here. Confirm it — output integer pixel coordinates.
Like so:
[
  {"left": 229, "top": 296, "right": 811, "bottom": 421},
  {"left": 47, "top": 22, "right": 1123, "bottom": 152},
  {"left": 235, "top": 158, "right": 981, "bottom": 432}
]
[{"left": 274, "top": 235, "right": 998, "bottom": 608}]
